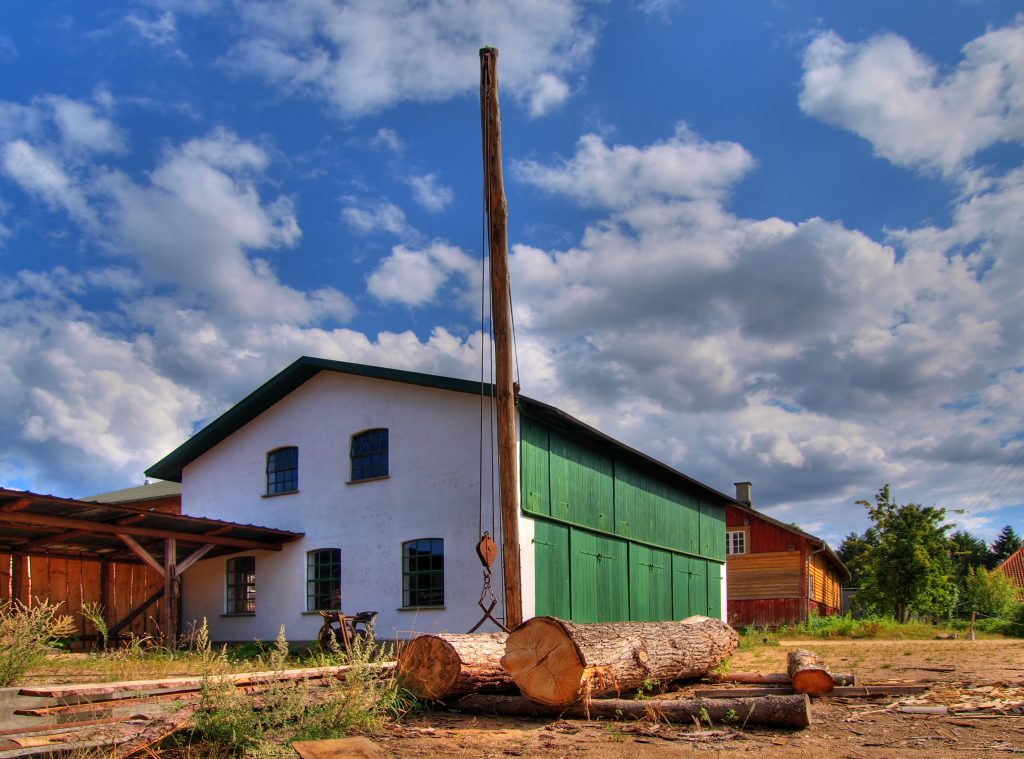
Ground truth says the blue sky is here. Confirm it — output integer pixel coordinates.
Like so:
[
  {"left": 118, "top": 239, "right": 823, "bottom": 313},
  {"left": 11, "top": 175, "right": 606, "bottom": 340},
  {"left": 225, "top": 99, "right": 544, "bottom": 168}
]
[{"left": 2, "top": 0, "right": 1023, "bottom": 548}]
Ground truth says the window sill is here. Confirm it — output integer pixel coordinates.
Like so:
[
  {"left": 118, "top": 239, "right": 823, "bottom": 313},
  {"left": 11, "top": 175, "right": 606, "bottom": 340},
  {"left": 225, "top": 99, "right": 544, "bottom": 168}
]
[
  {"left": 262, "top": 490, "right": 299, "bottom": 498},
  {"left": 221, "top": 613, "right": 256, "bottom": 617},
  {"left": 346, "top": 475, "right": 389, "bottom": 485},
  {"left": 397, "top": 605, "right": 445, "bottom": 612},
  {"left": 301, "top": 610, "right": 339, "bottom": 615}
]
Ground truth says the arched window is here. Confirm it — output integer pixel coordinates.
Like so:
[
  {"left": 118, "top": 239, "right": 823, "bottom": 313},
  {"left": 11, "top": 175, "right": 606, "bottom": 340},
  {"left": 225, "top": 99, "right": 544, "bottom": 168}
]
[
  {"left": 402, "top": 538, "right": 444, "bottom": 607},
  {"left": 350, "top": 429, "right": 388, "bottom": 481},
  {"left": 307, "top": 548, "right": 341, "bottom": 611},
  {"left": 226, "top": 556, "right": 256, "bottom": 614},
  {"left": 266, "top": 446, "right": 298, "bottom": 494}
]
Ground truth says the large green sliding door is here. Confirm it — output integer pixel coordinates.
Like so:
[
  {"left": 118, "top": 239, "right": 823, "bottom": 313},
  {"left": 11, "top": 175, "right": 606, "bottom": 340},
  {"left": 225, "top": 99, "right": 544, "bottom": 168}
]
[{"left": 523, "top": 411, "right": 726, "bottom": 622}]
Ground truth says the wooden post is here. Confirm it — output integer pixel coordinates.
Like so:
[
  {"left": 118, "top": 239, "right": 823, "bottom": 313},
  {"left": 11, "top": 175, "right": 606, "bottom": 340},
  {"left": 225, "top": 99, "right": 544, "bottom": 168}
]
[
  {"left": 162, "top": 538, "right": 177, "bottom": 646},
  {"left": 968, "top": 611, "right": 976, "bottom": 640},
  {"left": 480, "top": 46, "right": 522, "bottom": 630}
]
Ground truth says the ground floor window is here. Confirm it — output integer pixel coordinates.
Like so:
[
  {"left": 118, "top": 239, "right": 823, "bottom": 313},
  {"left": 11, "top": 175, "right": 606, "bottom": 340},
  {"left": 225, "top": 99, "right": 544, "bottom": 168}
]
[
  {"left": 402, "top": 538, "right": 444, "bottom": 607},
  {"left": 307, "top": 548, "right": 341, "bottom": 610},
  {"left": 226, "top": 556, "right": 256, "bottom": 614}
]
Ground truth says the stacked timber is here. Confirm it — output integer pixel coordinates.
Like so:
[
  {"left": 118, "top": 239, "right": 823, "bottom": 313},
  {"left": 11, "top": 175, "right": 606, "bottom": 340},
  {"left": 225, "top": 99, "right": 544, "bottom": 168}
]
[
  {"left": 500, "top": 615, "right": 739, "bottom": 706},
  {"left": 397, "top": 632, "right": 514, "bottom": 700}
]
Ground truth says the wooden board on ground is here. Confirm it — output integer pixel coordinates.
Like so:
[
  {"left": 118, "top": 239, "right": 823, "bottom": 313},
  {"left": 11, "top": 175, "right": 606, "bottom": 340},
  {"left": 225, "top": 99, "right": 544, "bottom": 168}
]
[
  {"left": 693, "top": 684, "right": 931, "bottom": 699},
  {"left": 293, "top": 736, "right": 392, "bottom": 759}
]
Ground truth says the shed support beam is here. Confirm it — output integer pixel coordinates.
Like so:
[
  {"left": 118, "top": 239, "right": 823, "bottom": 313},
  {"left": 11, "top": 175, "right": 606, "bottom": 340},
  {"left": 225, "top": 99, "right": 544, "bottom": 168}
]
[
  {"left": 163, "top": 538, "right": 177, "bottom": 646},
  {"left": 176, "top": 543, "right": 215, "bottom": 575},
  {"left": 116, "top": 534, "right": 165, "bottom": 576}
]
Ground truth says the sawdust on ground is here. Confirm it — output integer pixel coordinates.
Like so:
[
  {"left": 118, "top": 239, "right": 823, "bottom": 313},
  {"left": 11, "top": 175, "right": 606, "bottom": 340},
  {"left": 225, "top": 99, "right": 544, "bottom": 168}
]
[{"left": 370, "top": 638, "right": 1024, "bottom": 758}]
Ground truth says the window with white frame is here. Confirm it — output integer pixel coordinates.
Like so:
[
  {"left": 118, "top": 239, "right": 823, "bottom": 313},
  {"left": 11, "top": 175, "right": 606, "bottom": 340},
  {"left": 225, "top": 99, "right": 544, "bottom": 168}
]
[{"left": 726, "top": 529, "right": 747, "bottom": 555}]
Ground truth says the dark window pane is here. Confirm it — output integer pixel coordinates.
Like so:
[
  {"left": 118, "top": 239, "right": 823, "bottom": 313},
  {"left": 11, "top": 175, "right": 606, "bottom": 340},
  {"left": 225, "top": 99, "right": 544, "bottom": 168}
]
[
  {"left": 306, "top": 549, "right": 341, "bottom": 610},
  {"left": 267, "top": 447, "right": 298, "bottom": 494},
  {"left": 351, "top": 429, "right": 388, "bottom": 480},
  {"left": 401, "top": 538, "right": 444, "bottom": 607},
  {"left": 226, "top": 556, "right": 256, "bottom": 614}
]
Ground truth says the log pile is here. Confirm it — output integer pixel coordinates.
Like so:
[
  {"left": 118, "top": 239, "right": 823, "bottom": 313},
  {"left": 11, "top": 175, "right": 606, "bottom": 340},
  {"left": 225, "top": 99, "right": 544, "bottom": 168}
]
[
  {"left": 500, "top": 615, "right": 739, "bottom": 706},
  {"left": 397, "top": 632, "right": 514, "bottom": 700}
]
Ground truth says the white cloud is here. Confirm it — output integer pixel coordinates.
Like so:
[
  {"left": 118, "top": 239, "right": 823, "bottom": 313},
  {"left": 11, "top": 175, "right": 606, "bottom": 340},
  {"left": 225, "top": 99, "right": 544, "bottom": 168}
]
[
  {"left": 514, "top": 124, "right": 755, "bottom": 209},
  {"left": 526, "top": 73, "right": 571, "bottom": 118},
  {"left": 223, "top": 0, "right": 595, "bottom": 118},
  {"left": 367, "top": 241, "right": 475, "bottom": 306},
  {"left": 45, "top": 95, "right": 127, "bottom": 155},
  {"left": 800, "top": 18, "right": 1024, "bottom": 175},
  {"left": 2, "top": 140, "right": 97, "bottom": 227},
  {"left": 125, "top": 11, "right": 179, "bottom": 46},
  {"left": 341, "top": 197, "right": 416, "bottom": 238},
  {"left": 370, "top": 127, "right": 403, "bottom": 153},
  {"left": 407, "top": 173, "right": 453, "bottom": 212}
]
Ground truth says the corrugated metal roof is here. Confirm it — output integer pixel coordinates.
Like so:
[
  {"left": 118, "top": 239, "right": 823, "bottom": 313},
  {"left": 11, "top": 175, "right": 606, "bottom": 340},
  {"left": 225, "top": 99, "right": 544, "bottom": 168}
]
[{"left": 0, "top": 487, "right": 302, "bottom": 566}]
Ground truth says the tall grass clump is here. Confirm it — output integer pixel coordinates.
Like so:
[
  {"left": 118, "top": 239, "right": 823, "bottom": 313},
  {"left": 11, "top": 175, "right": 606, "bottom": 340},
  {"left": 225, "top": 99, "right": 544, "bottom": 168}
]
[
  {"left": 183, "top": 624, "right": 410, "bottom": 755},
  {"left": 786, "top": 612, "right": 961, "bottom": 639},
  {"left": 0, "top": 600, "right": 76, "bottom": 686}
]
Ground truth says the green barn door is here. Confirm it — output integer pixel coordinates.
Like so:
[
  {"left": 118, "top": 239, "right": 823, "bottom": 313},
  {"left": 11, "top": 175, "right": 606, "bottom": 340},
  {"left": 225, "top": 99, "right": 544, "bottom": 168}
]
[
  {"left": 629, "top": 545, "right": 672, "bottom": 621},
  {"left": 532, "top": 520, "right": 570, "bottom": 618},
  {"left": 689, "top": 559, "right": 708, "bottom": 617},
  {"left": 570, "top": 529, "right": 628, "bottom": 622},
  {"left": 671, "top": 554, "right": 690, "bottom": 619},
  {"left": 707, "top": 561, "right": 723, "bottom": 619}
]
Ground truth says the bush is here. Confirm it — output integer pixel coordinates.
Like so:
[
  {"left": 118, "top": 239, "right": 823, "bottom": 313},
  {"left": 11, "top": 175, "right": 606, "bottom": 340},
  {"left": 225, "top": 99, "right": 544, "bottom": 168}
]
[{"left": 0, "top": 600, "right": 76, "bottom": 686}]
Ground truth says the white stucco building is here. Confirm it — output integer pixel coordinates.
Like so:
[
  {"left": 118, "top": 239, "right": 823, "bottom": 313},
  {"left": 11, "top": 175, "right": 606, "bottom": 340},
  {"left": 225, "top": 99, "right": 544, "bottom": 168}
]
[{"left": 147, "top": 357, "right": 737, "bottom": 643}]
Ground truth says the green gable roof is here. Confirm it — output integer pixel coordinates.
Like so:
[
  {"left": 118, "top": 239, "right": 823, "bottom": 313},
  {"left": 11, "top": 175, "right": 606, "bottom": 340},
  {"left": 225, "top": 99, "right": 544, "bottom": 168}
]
[{"left": 145, "top": 356, "right": 744, "bottom": 509}]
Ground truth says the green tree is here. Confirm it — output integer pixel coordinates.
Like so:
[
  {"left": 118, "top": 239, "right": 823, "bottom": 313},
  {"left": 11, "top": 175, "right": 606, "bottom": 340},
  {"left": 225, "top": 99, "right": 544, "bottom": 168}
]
[
  {"left": 855, "top": 485, "right": 956, "bottom": 623},
  {"left": 988, "top": 525, "right": 1022, "bottom": 568},
  {"left": 837, "top": 529, "right": 878, "bottom": 588},
  {"left": 961, "top": 566, "right": 1017, "bottom": 618},
  {"left": 949, "top": 530, "right": 990, "bottom": 606}
]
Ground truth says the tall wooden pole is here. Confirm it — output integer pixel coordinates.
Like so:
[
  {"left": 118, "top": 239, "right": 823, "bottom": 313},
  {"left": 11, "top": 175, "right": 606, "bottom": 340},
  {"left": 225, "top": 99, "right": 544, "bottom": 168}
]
[{"left": 480, "top": 47, "right": 522, "bottom": 629}]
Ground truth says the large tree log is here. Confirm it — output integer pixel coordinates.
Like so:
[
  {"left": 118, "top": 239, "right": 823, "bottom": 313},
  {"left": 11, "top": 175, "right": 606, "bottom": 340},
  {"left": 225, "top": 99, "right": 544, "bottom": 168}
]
[
  {"left": 397, "top": 632, "right": 514, "bottom": 700},
  {"left": 501, "top": 616, "right": 739, "bottom": 706},
  {"left": 712, "top": 671, "right": 855, "bottom": 686},
  {"left": 451, "top": 693, "right": 811, "bottom": 728},
  {"left": 787, "top": 649, "right": 834, "bottom": 694}
]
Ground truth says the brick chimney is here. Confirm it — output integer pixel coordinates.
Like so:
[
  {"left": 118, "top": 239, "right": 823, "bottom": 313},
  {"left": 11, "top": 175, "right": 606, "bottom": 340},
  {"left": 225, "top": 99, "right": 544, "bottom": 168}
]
[{"left": 734, "top": 481, "right": 753, "bottom": 508}]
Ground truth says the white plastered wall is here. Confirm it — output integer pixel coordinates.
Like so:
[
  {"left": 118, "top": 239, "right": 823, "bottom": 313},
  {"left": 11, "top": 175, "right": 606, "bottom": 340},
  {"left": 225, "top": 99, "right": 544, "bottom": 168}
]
[{"left": 178, "top": 372, "right": 507, "bottom": 642}]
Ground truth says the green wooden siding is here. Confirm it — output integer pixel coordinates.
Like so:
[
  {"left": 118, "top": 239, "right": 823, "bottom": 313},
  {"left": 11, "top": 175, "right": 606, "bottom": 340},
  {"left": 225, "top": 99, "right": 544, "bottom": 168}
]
[
  {"left": 523, "top": 411, "right": 726, "bottom": 622},
  {"left": 549, "top": 430, "right": 614, "bottom": 531},
  {"left": 628, "top": 544, "right": 673, "bottom": 621},
  {"left": 532, "top": 520, "right": 571, "bottom": 618},
  {"left": 569, "top": 530, "right": 629, "bottom": 622},
  {"left": 521, "top": 415, "right": 551, "bottom": 516}
]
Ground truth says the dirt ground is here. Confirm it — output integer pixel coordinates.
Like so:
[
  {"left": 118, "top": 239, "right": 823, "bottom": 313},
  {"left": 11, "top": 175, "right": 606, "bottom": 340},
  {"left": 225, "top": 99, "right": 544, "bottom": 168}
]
[{"left": 371, "top": 638, "right": 1024, "bottom": 758}]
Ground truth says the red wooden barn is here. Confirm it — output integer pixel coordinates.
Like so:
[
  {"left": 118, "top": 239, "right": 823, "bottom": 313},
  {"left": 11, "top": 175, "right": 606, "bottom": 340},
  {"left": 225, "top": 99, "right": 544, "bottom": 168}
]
[
  {"left": 725, "top": 482, "right": 850, "bottom": 627},
  {"left": 999, "top": 545, "right": 1024, "bottom": 600}
]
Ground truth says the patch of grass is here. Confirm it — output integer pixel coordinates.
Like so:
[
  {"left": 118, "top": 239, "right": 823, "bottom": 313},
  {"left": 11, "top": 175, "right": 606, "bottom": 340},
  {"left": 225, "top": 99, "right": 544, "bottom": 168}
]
[
  {"left": 782, "top": 613, "right": 974, "bottom": 640},
  {"left": 0, "top": 600, "right": 77, "bottom": 686},
  {"left": 738, "top": 626, "right": 781, "bottom": 649},
  {"left": 181, "top": 624, "right": 411, "bottom": 755}
]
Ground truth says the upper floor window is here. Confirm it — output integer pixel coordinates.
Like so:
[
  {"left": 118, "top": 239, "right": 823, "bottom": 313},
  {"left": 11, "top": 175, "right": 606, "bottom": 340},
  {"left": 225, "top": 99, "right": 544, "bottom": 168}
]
[
  {"left": 402, "top": 538, "right": 444, "bottom": 607},
  {"left": 307, "top": 548, "right": 341, "bottom": 611},
  {"left": 726, "top": 529, "right": 746, "bottom": 555},
  {"left": 351, "top": 429, "right": 388, "bottom": 481},
  {"left": 226, "top": 556, "right": 256, "bottom": 614},
  {"left": 267, "top": 446, "right": 298, "bottom": 495}
]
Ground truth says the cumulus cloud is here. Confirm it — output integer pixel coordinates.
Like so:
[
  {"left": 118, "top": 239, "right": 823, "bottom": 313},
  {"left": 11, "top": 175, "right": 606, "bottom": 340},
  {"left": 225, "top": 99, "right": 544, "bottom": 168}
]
[
  {"left": 341, "top": 197, "right": 416, "bottom": 238},
  {"left": 125, "top": 11, "right": 179, "bottom": 47},
  {"left": 800, "top": 18, "right": 1024, "bottom": 176},
  {"left": 407, "top": 173, "right": 453, "bottom": 212},
  {"left": 514, "top": 124, "right": 755, "bottom": 208},
  {"left": 367, "top": 241, "right": 475, "bottom": 306},
  {"left": 223, "top": 0, "right": 594, "bottom": 118}
]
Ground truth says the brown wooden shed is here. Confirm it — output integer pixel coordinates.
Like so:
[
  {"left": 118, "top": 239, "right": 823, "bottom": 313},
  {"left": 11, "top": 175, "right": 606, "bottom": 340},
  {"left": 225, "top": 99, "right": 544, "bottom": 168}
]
[{"left": 0, "top": 487, "right": 302, "bottom": 646}]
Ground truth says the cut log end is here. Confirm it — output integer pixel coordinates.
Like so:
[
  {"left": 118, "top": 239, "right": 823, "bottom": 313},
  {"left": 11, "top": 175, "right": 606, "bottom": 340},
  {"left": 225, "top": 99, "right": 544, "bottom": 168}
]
[
  {"left": 787, "top": 649, "right": 835, "bottom": 695},
  {"left": 500, "top": 617, "right": 584, "bottom": 706},
  {"left": 398, "top": 635, "right": 460, "bottom": 700}
]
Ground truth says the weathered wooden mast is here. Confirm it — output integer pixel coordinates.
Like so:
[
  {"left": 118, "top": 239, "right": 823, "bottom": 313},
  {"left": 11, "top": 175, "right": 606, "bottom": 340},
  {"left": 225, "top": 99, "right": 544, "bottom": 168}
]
[{"left": 480, "top": 46, "right": 522, "bottom": 629}]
